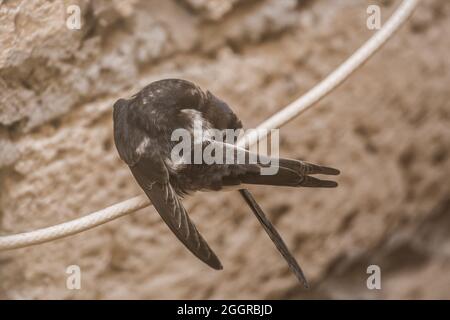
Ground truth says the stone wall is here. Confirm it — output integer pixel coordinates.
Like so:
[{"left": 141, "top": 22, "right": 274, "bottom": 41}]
[{"left": 0, "top": 0, "right": 449, "bottom": 299}]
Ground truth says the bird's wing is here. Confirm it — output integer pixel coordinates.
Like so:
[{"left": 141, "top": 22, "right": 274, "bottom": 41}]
[
  {"left": 130, "top": 156, "right": 222, "bottom": 270},
  {"left": 113, "top": 99, "right": 147, "bottom": 166},
  {"left": 239, "top": 189, "right": 309, "bottom": 287},
  {"left": 205, "top": 141, "right": 339, "bottom": 188}
]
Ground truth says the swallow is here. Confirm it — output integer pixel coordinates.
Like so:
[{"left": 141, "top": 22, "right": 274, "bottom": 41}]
[{"left": 113, "top": 79, "right": 340, "bottom": 288}]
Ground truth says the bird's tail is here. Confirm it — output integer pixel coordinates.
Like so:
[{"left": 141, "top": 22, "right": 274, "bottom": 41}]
[{"left": 240, "top": 158, "right": 340, "bottom": 188}]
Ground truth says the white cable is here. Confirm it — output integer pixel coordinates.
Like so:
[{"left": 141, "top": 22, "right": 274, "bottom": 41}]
[
  {"left": 244, "top": 0, "right": 420, "bottom": 147},
  {"left": 0, "top": 0, "right": 420, "bottom": 251}
]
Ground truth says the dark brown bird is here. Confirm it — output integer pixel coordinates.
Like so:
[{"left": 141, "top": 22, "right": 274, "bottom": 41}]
[{"left": 113, "top": 78, "right": 340, "bottom": 287}]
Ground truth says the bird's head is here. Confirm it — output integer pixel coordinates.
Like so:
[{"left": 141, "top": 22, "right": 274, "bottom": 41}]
[
  {"left": 113, "top": 79, "right": 209, "bottom": 132},
  {"left": 113, "top": 79, "right": 240, "bottom": 133},
  {"left": 204, "top": 90, "right": 231, "bottom": 114},
  {"left": 138, "top": 79, "right": 207, "bottom": 114}
]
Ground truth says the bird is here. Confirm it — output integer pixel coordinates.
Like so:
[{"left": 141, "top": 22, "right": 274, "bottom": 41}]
[{"left": 113, "top": 78, "right": 340, "bottom": 288}]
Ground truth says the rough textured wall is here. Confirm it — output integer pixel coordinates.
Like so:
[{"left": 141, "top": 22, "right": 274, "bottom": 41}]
[{"left": 0, "top": 0, "right": 449, "bottom": 299}]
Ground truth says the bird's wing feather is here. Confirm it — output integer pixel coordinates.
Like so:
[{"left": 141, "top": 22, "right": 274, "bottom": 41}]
[
  {"left": 113, "top": 100, "right": 147, "bottom": 166},
  {"left": 130, "top": 157, "right": 223, "bottom": 270},
  {"left": 206, "top": 141, "right": 339, "bottom": 189}
]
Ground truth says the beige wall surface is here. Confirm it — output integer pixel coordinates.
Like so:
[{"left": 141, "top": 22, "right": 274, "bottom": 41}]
[{"left": 0, "top": 0, "right": 449, "bottom": 299}]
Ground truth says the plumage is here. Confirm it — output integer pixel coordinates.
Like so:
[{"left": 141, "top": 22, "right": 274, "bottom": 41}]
[{"left": 113, "top": 78, "right": 340, "bottom": 287}]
